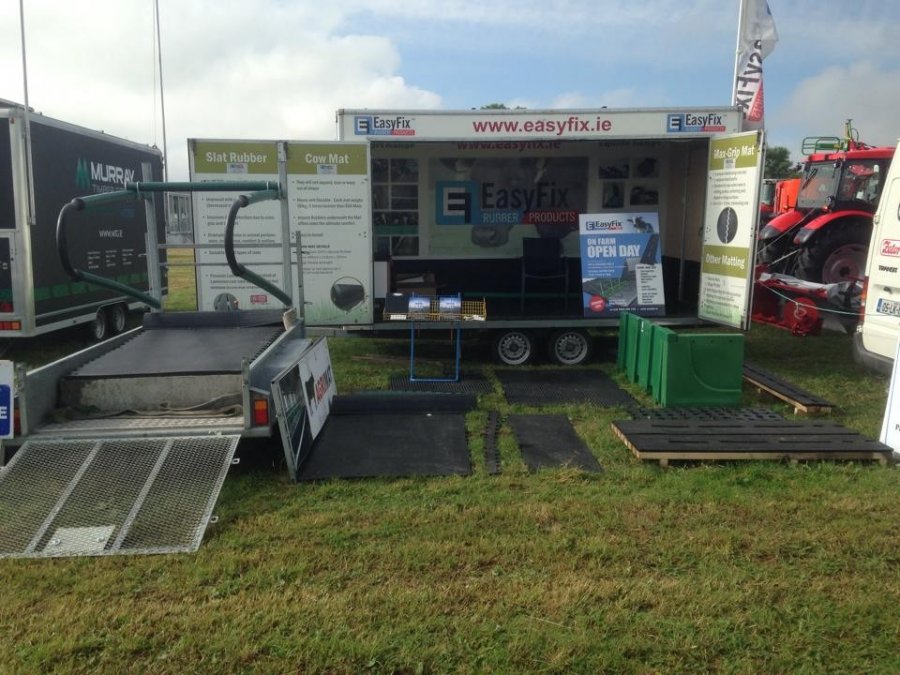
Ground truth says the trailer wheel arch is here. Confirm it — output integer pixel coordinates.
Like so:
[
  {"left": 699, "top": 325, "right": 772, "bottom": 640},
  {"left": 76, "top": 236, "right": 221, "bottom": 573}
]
[
  {"left": 492, "top": 329, "right": 537, "bottom": 366},
  {"left": 547, "top": 329, "right": 593, "bottom": 366}
]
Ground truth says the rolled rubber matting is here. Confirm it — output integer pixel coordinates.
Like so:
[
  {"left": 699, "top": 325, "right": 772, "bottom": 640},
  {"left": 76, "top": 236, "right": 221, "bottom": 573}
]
[
  {"left": 498, "top": 369, "right": 634, "bottom": 407},
  {"left": 297, "top": 393, "right": 473, "bottom": 480},
  {"left": 508, "top": 414, "right": 603, "bottom": 473}
]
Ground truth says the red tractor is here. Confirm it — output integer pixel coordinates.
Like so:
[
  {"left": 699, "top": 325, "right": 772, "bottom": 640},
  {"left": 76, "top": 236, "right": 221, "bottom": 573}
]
[{"left": 757, "top": 121, "right": 894, "bottom": 284}]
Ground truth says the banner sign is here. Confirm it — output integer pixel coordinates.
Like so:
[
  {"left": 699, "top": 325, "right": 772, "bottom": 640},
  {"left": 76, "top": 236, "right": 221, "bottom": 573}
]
[
  {"left": 431, "top": 156, "right": 587, "bottom": 257},
  {"left": 339, "top": 109, "right": 742, "bottom": 141},
  {"left": 698, "top": 132, "right": 762, "bottom": 329},
  {"left": 272, "top": 338, "right": 336, "bottom": 480},
  {"left": 190, "top": 140, "right": 372, "bottom": 325},
  {"left": 579, "top": 212, "right": 665, "bottom": 317}
]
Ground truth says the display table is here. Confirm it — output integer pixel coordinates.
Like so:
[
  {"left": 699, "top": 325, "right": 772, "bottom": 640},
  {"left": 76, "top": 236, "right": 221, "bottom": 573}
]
[{"left": 384, "top": 294, "right": 487, "bottom": 382}]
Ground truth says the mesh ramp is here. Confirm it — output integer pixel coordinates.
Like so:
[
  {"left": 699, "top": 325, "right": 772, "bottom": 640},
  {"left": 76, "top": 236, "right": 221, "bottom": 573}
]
[{"left": 0, "top": 435, "right": 239, "bottom": 558}]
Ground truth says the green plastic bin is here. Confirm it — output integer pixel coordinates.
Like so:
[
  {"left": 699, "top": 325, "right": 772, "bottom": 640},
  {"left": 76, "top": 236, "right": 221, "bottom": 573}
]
[
  {"left": 625, "top": 315, "right": 650, "bottom": 383},
  {"left": 618, "top": 312, "right": 641, "bottom": 376},
  {"left": 652, "top": 331, "right": 745, "bottom": 406}
]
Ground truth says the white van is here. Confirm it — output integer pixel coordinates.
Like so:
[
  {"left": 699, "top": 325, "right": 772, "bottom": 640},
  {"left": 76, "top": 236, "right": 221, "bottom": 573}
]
[{"left": 855, "top": 139, "right": 900, "bottom": 373}]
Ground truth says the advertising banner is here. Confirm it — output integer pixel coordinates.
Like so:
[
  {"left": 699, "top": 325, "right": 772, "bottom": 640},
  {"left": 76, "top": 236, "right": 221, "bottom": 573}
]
[
  {"left": 431, "top": 156, "right": 587, "bottom": 257},
  {"left": 286, "top": 142, "right": 372, "bottom": 325},
  {"left": 191, "top": 140, "right": 283, "bottom": 312},
  {"left": 339, "top": 109, "right": 742, "bottom": 141},
  {"left": 272, "top": 339, "right": 336, "bottom": 481},
  {"left": 698, "top": 131, "right": 762, "bottom": 329},
  {"left": 579, "top": 212, "right": 665, "bottom": 317},
  {"left": 190, "top": 140, "right": 372, "bottom": 325}
]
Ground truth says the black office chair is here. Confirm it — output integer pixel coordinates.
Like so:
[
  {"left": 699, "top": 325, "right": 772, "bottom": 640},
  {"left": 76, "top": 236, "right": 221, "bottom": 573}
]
[{"left": 520, "top": 237, "right": 569, "bottom": 313}]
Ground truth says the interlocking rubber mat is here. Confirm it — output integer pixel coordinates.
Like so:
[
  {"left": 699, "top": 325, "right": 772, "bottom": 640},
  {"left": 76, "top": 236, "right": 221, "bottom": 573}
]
[{"left": 497, "top": 369, "right": 634, "bottom": 407}]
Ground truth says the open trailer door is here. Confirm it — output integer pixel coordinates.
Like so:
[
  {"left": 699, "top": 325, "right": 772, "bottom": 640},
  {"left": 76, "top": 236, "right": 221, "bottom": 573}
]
[{"left": 698, "top": 130, "right": 764, "bottom": 329}]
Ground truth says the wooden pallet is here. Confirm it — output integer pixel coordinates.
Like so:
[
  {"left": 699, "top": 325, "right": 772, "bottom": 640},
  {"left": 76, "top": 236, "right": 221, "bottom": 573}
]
[
  {"left": 611, "top": 419, "right": 891, "bottom": 467},
  {"left": 743, "top": 362, "right": 834, "bottom": 414}
]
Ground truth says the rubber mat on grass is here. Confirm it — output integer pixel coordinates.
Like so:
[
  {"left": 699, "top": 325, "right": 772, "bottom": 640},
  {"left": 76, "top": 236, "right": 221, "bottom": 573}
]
[{"left": 508, "top": 414, "right": 602, "bottom": 473}]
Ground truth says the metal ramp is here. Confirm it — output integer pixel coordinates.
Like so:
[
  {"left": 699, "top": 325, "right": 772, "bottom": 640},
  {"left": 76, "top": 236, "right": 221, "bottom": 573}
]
[{"left": 0, "top": 435, "right": 239, "bottom": 558}]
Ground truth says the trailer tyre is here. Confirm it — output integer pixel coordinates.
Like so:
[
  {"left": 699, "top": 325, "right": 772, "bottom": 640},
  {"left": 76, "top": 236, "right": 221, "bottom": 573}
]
[
  {"left": 109, "top": 304, "right": 128, "bottom": 334},
  {"left": 547, "top": 329, "right": 593, "bottom": 366},
  {"left": 795, "top": 221, "right": 871, "bottom": 284},
  {"left": 89, "top": 308, "right": 109, "bottom": 341},
  {"left": 493, "top": 329, "right": 535, "bottom": 366}
]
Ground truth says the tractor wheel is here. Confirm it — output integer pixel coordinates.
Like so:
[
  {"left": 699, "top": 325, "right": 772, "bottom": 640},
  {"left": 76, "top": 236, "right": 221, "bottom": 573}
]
[
  {"left": 492, "top": 329, "right": 536, "bottom": 366},
  {"left": 795, "top": 221, "right": 871, "bottom": 284},
  {"left": 547, "top": 329, "right": 593, "bottom": 366}
]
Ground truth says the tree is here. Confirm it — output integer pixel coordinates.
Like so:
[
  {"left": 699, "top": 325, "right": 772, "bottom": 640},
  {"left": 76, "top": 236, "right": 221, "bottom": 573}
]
[{"left": 765, "top": 145, "right": 800, "bottom": 179}]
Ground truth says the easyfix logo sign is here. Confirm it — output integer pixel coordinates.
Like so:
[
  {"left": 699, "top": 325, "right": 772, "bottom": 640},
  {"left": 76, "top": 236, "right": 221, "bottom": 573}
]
[{"left": 353, "top": 115, "right": 415, "bottom": 136}]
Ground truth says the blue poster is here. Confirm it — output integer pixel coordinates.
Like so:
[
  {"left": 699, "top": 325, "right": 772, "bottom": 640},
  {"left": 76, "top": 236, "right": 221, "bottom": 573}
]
[{"left": 579, "top": 212, "right": 665, "bottom": 317}]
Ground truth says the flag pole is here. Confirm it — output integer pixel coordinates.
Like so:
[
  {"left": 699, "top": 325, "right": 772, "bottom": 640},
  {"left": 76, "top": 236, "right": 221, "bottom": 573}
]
[
  {"left": 731, "top": 0, "right": 747, "bottom": 105},
  {"left": 153, "top": 0, "right": 169, "bottom": 182},
  {"left": 18, "top": 0, "right": 36, "bottom": 225}
]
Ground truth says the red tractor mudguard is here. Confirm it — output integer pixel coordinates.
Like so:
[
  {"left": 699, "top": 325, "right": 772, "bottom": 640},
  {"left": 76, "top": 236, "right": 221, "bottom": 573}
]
[
  {"left": 791, "top": 209, "right": 873, "bottom": 245},
  {"left": 760, "top": 209, "right": 804, "bottom": 238}
]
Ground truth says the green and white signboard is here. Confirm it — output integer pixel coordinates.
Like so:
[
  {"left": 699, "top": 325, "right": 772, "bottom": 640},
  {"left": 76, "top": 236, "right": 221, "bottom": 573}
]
[
  {"left": 189, "top": 139, "right": 372, "bottom": 325},
  {"left": 698, "top": 131, "right": 763, "bottom": 329}
]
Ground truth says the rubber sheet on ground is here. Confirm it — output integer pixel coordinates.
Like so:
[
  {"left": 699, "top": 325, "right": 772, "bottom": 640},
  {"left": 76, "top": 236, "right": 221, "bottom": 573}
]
[
  {"left": 297, "top": 393, "right": 474, "bottom": 480},
  {"left": 508, "top": 414, "right": 603, "bottom": 473}
]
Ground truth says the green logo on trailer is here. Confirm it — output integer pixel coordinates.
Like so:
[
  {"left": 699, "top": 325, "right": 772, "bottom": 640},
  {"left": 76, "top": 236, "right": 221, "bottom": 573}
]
[{"left": 75, "top": 158, "right": 92, "bottom": 191}]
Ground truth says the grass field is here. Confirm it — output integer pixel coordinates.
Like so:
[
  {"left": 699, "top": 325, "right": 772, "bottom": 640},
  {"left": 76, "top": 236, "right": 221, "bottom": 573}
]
[{"left": 1, "top": 255, "right": 898, "bottom": 673}]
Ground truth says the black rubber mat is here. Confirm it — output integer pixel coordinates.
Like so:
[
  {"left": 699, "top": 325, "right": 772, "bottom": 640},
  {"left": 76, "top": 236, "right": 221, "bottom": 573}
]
[
  {"left": 497, "top": 369, "right": 634, "bottom": 407},
  {"left": 483, "top": 411, "right": 501, "bottom": 475},
  {"left": 629, "top": 406, "right": 784, "bottom": 422},
  {"left": 68, "top": 326, "right": 280, "bottom": 377},
  {"left": 389, "top": 374, "right": 494, "bottom": 394},
  {"left": 331, "top": 392, "right": 477, "bottom": 415},
  {"left": 508, "top": 414, "right": 603, "bottom": 473},
  {"left": 297, "top": 412, "right": 471, "bottom": 480}
]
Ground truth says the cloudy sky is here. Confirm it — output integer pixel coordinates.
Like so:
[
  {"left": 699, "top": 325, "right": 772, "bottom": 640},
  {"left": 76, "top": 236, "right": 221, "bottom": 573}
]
[{"left": 2, "top": 1, "right": 899, "bottom": 179}]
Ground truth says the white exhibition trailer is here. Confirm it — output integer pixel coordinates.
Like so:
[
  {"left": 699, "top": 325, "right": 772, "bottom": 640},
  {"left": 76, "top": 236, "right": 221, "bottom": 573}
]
[{"left": 189, "top": 107, "right": 763, "bottom": 363}]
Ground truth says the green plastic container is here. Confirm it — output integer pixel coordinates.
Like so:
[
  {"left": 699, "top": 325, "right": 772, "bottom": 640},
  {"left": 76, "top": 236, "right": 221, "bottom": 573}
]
[
  {"left": 618, "top": 312, "right": 641, "bottom": 375},
  {"left": 652, "top": 331, "right": 745, "bottom": 406},
  {"left": 625, "top": 315, "right": 650, "bottom": 383}
]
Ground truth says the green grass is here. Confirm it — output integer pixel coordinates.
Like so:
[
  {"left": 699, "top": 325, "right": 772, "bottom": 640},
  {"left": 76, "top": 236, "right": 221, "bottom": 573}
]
[{"left": 1, "top": 288, "right": 899, "bottom": 671}]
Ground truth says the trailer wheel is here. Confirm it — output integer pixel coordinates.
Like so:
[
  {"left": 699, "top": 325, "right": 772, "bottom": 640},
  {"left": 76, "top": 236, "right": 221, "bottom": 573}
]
[
  {"left": 493, "top": 329, "right": 535, "bottom": 366},
  {"left": 109, "top": 304, "right": 128, "bottom": 334},
  {"left": 89, "top": 308, "right": 109, "bottom": 341},
  {"left": 547, "top": 329, "right": 593, "bottom": 366},
  {"left": 795, "top": 221, "right": 871, "bottom": 284}
]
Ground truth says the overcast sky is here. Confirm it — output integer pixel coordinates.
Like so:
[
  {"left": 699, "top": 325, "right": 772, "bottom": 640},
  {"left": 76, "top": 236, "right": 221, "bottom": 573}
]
[{"left": 2, "top": 1, "right": 899, "bottom": 179}]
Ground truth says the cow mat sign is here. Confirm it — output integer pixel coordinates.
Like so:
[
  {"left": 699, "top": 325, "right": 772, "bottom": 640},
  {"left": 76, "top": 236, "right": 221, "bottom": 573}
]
[{"left": 579, "top": 212, "right": 665, "bottom": 317}]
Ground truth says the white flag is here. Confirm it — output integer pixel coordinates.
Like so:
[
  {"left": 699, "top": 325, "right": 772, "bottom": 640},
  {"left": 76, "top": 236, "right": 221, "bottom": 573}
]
[{"left": 733, "top": 0, "right": 778, "bottom": 129}]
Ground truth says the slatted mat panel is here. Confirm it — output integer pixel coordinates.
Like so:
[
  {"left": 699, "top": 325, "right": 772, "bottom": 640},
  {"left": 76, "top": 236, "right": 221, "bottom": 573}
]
[
  {"left": 743, "top": 362, "right": 834, "bottom": 414},
  {"left": 628, "top": 406, "right": 784, "bottom": 422},
  {"left": 389, "top": 374, "right": 494, "bottom": 394},
  {"left": 0, "top": 436, "right": 239, "bottom": 558},
  {"left": 611, "top": 419, "right": 892, "bottom": 465},
  {"left": 509, "top": 414, "right": 603, "bottom": 473},
  {"left": 497, "top": 369, "right": 634, "bottom": 407}
]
